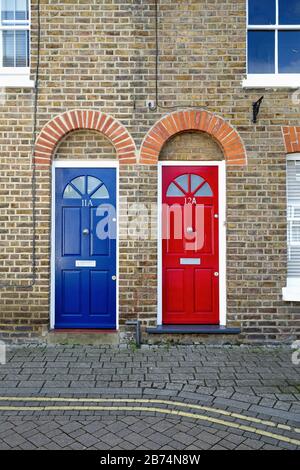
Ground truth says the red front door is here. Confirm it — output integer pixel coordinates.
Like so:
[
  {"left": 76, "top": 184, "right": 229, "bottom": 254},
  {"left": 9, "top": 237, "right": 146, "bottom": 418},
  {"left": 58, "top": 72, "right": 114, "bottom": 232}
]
[{"left": 162, "top": 165, "right": 219, "bottom": 324}]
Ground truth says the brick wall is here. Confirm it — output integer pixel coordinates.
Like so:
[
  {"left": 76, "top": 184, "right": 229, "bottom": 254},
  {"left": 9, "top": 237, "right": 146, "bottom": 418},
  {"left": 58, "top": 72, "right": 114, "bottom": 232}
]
[
  {"left": 0, "top": 0, "right": 299, "bottom": 343},
  {"left": 56, "top": 131, "right": 116, "bottom": 160}
]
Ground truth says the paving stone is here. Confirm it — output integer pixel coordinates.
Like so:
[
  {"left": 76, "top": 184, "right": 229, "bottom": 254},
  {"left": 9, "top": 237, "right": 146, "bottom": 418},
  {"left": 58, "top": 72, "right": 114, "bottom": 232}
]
[
  {"left": 196, "top": 430, "right": 221, "bottom": 445},
  {"left": 172, "top": 432, "right": 196, "bottom": 446},
  {"left": 213, "top": 397, "right": 251, "bottom": 411},
  {"left": 249, "top": 404, "right": 300, "bottom": 423},
  {"left": 74, "top": 433, "right": 100, "bottom": 448}
]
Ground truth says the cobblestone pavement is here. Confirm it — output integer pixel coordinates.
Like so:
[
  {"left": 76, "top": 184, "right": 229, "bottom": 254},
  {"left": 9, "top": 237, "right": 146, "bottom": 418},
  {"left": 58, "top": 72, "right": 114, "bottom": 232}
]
[{"left": 0, "top": 344, "right": 299, "bottom": 450}]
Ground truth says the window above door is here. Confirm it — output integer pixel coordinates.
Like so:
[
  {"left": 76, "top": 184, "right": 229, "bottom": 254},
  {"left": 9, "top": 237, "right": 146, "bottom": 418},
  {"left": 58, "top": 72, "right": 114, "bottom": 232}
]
[
  {"left": 63, "top": 175, "right": 110, "bottom": 200},
  {"left": 166, "top": 174, "right": 213, "bottom": 198},
  {"left": 243, "top": 0, "right": 300, "bottom": 88},
  {"left": 0, "top": 0, "right": 34, "bottom": 87}
]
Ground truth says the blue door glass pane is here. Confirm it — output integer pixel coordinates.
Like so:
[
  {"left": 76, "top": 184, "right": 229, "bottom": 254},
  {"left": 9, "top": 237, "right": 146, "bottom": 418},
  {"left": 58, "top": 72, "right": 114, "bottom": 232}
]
[
  {"left": 87, "top": 176, "right": 101, "bottom": 194},
  {"left": 279, "top": 31, "right": 300, "bottom": 73},
  {"left": 248, "top": 0, "right": 276, "bottom": 25},
  {"left": 71, "top": 176, "right": 85, "bottom": 194},
  {"left": 279, "top": 0, "right": 300, "bottom": 25},
  {"left": 248, "top": 31, "right": 275, "bottom": 73},
  {"left": 91, "top": 185, "right": 109, "bottom": 199},
  {"left": 63, "top": 184, "right": 81, "bottom": 199}
]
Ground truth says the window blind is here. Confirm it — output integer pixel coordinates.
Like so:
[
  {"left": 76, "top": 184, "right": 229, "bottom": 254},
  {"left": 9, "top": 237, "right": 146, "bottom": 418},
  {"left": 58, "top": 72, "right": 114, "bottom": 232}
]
[{"left": 1, "top": 0, "right": 29, "bottom": 68}]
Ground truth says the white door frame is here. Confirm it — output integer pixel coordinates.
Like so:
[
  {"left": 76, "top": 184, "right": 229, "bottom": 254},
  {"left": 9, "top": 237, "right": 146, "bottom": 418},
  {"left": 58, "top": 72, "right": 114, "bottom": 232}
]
[
  {"left": 50, "top": 160, "right": 119, "bottom": 330},
  {"left": 157, "top": 161, "right": 227, "bottom": 326}
]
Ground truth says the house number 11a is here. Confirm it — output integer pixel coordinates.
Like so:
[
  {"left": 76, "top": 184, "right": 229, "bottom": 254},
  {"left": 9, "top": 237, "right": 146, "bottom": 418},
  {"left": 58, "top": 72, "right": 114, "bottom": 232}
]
[{"left": 82, "top": 200, "right": 93, "bottom": 207}]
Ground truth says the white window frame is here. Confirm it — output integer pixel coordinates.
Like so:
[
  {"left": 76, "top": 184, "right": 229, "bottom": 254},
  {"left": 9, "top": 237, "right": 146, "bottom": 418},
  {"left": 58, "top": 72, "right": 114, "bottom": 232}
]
[
  {"left": 243, "top": 0, "right": 300, "bottom": 89},
  {"left": 283, "top": 153, "right": 300, "bottom": 301},
  {"left": 0, "top": 0, "right": 34, "bottom": 87}
]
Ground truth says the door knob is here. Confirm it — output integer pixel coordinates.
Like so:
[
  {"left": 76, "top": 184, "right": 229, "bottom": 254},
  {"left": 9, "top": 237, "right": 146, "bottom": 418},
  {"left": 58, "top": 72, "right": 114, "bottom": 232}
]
[
  {"left": 112, "top": 275, "right": 117, "bottom": 281},
  {"left": 83, "top": 228, "right": 89, "bottom": 235},
  {"left": 186, "top": 227, "right": 193, "bottom": 233},
  {"left": 214, "top": 272, "right": 219, "bottom": 277}
]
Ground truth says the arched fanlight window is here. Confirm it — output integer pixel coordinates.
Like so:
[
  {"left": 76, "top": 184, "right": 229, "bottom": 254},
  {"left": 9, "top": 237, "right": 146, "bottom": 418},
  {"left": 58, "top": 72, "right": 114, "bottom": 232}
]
[
  {"left": 63, "top": 176, "right": 109, "bottom": 199},
  {"left": 166, "top": 174, "right": 213, "bottom": 197}
]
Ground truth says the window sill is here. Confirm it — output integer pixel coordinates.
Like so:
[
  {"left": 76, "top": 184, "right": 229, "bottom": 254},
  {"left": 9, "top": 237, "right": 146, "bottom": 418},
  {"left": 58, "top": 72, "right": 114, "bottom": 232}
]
[
  {"left": 282, "top": 279, "right": 300, "bottom": 301},
  {"left": 242, "top": 74, "right": 300, "bottom": 89},
  {"left": 0, "top": 71, "right": 35, "bottom": 88}
]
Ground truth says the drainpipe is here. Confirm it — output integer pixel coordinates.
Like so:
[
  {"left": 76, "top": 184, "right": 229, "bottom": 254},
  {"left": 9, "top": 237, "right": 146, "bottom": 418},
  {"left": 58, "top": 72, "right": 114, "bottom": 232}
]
[{"left": 126, "top": 320, "right": 142, "bottom": 348}]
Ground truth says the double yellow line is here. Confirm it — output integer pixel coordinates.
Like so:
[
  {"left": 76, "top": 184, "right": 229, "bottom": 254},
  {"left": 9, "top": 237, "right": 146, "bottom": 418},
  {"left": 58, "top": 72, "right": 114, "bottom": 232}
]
[{"left": 0, "top": 396, "right": 299, "bottom": 447}]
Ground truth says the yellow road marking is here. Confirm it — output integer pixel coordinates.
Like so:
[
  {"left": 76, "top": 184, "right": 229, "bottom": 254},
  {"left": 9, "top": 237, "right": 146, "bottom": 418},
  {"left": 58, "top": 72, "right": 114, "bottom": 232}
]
[
  {"left": 0, "top": 404, "right": 299, "bottom": 447},
  {"left": 278, "top": 424, "right": 292, "bottom": 431},
  {"left": 0, "top": 396, "right": 289, "bottom": 431}
]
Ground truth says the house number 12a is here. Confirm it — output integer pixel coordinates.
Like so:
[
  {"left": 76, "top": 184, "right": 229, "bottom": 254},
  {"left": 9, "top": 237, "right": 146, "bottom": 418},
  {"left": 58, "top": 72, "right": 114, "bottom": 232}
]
[{"left": 184, "top": 197, "right": 197, "bottom": 205}]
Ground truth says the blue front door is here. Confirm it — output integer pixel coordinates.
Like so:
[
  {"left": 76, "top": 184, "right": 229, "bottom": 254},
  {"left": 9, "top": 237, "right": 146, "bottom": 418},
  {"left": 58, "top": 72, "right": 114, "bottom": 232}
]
[{"left": 55, "top": 167, "right": 117, "bottom": 329}]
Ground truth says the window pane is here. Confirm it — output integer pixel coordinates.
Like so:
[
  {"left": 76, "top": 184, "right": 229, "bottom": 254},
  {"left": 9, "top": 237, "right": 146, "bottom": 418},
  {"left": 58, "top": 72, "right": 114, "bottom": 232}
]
[
  {"left": 63, "top": 185, "right": 81, "bottom": 199},
  {"left": 191, "top": 175, "right": 204, "bottom": 192},
  {"left": 248, "top": 0, "right": 276, "bottom": 25},
  {"left": 88, "top": 176, "right": 101, "bottom": 194},
  {"left": 91, "top": 185, "right": 109, "bottom": 199},
  {"left": 175, "top": 175, "right": 189, "bottom": 192},
  {"left": 279, "top": 0, "right": 300, "bottom": 25},
  {"left": 16, "top": 30, "right": 28, "bottom": 66},
  {"left": 279, "top": 31, "right": 300, "bottom": 73},
  {"left": 248, "top": 31, "right": 275, "bottom": 74},
  {"left": 16, "top": 0, "right": 28, "bottom": 21},
  {"left": 1, "top": 0, "right": 14, "bottom": 21},
  {"left": 194, "top": 182, "right": 213, "bottom": 197},
  {"left": 166, "top": 183, "right": 185, "bottom": 197},
  {"left": 3, "top": 30, "right": 14, "bottom": 67},
  {"left": 71, "top": 176, "right": 85, "bottom": 194}
]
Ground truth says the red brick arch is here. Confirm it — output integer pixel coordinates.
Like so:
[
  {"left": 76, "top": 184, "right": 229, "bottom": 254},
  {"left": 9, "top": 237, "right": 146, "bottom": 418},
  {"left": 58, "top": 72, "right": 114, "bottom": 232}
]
[
  {"left": 140, "top": 110, "right": 247, "bottom": 165},
  {"left": 34, "top": 109, "right": 137, "bottom": 165},
  {"left": 282, "top": 126, "right": 300, "bottom": 153}
]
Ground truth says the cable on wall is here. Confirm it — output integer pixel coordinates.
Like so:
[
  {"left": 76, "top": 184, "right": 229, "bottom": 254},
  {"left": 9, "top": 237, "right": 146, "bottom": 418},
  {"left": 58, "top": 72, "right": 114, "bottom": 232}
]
[
  {"left": 151, "top": 0, "right": 208, "bottom": 111},
  {"left": 0, "top": 0, "right": 41, "bottom": 289}
]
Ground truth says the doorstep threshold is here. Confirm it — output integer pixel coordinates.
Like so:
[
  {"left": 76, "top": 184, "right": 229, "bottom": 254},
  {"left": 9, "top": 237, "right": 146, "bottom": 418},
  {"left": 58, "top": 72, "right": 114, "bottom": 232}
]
[
  {"left": 46, "top": 329, "right": 119, "bottom": 345},
  {"left": 146, "top": 325, "right": 241, "bottom": 335}
]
